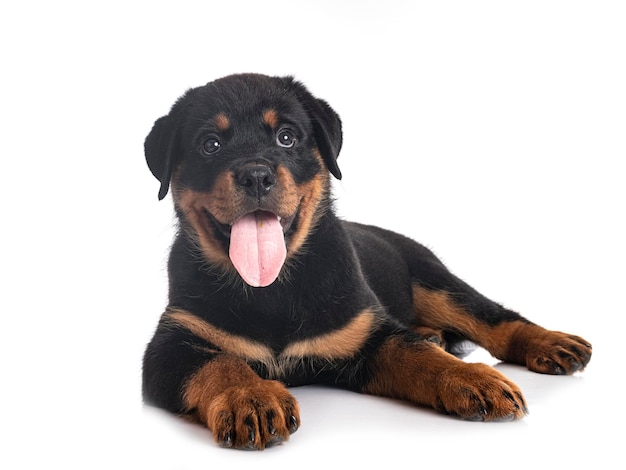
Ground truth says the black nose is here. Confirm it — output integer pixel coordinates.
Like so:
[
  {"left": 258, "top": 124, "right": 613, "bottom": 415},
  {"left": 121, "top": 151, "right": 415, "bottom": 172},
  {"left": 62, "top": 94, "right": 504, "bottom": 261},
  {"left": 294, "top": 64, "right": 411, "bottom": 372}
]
[{"left": 236, "top": 164, "right": 276, "bottom": 199}]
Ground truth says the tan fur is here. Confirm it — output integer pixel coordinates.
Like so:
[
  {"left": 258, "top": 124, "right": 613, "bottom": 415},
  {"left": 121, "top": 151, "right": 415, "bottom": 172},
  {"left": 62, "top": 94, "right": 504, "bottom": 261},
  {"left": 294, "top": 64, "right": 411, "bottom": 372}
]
[
  {"left": 262, "top": 109, "right": 279, "bottom": 129},
  {"left": 165, "top": 307, "right": 377, "bottom": 377},
  {"left": 182, "top": 355, "right": 299, "bottom": 449},
  {"left": 364, "top": 336, "right": 526, "bottom": 421},
  {"left": 214, "top": 113, "right": 230, "bottom": 131},
  {"left": 412, "top": 285, "right": 521, "bottom": 359},
  {"left": 284, "top": 152, "right": 330, "bottom": 257}
]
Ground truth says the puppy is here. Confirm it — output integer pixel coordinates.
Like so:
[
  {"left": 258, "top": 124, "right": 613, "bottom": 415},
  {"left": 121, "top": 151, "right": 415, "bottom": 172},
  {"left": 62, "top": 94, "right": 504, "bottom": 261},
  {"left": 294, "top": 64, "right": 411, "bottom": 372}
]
[{"left": 142, "top": 73, "right": 592, "bottom": 449}]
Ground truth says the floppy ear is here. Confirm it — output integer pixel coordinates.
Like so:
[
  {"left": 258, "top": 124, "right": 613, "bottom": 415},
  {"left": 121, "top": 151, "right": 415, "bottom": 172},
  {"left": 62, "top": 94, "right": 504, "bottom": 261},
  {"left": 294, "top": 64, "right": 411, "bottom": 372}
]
[
  {"left": 289, "top": 79, "right": 343, "bottom": 180},
  {"left": 144, "top": 114, "right": 180, "bottom": 200}
]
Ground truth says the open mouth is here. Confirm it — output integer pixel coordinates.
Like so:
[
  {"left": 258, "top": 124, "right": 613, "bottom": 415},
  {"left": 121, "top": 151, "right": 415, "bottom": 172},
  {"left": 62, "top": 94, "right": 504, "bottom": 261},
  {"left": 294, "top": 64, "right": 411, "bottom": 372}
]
[
  {"left": 205, "top": 209, "right": 297, "bottom": 239},
  {"left": 203, "top": 208, "right": 298, "bottom": 287}
]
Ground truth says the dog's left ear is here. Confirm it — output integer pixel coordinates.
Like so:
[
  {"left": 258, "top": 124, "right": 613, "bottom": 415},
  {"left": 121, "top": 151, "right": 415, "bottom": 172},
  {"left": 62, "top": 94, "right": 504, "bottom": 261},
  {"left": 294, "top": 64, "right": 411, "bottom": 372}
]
[{"left": 287, "top": 78, "right": 343, "bottom": 180}]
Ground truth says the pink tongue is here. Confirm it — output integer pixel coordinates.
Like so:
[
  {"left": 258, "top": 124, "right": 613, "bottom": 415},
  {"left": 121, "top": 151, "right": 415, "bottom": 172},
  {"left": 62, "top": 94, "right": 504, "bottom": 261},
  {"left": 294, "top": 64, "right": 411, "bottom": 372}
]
[{"left": 229, "top": 211, "right": 287, "bottom": 287}]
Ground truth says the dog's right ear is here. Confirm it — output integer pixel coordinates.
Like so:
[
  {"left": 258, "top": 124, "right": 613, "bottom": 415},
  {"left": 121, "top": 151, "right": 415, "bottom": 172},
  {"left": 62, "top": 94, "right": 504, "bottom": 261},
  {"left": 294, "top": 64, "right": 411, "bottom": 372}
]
[{"left": 145, "top": 113, "right": 180, "bottom": 200}]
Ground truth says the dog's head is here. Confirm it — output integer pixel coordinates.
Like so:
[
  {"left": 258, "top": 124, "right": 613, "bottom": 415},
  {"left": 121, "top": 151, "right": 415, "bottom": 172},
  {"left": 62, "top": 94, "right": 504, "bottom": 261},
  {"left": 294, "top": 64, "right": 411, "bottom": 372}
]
[{"left": 145, "top": 74, "right": 343, "bottom": 287}]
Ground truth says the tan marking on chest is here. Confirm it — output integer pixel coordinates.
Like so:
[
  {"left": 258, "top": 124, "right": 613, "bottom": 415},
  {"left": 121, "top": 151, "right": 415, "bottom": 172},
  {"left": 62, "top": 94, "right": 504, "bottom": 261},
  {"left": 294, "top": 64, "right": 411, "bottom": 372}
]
[{"left": 165, "top": 307, "right": 377, "bottom": 378}]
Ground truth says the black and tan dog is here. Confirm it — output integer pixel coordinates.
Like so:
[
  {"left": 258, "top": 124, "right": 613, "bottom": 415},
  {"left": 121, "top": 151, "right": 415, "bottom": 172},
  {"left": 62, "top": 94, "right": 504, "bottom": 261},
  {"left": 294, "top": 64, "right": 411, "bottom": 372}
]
[{"left": 142, "top": 73, "right": 592, "bottom": 449}]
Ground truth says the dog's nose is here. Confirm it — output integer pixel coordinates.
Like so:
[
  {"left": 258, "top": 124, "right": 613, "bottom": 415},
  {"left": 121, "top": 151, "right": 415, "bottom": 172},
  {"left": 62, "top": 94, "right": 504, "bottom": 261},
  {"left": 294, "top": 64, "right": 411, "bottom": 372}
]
[{"left": 236, "top": 164, "right": 276, "bottom": 199}]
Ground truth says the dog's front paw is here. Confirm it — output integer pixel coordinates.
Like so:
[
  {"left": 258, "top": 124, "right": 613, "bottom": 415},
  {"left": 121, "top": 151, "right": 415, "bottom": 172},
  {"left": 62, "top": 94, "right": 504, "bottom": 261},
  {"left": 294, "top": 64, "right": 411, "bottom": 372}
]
[
  {"left": 524, "top": 330, "right": 592, "bottom": 375},
  {"left": 435, "top": 363, "right": 528, "bottom": 422},
  {"left": 205, "top": 380, "right": 300, "bottom": 450}
]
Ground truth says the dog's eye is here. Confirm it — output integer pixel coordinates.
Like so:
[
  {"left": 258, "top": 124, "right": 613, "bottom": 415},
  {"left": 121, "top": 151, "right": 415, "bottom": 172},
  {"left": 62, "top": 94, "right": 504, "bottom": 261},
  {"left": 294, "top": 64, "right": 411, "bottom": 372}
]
[
  {"left": 276, "top": 129, "right": 296, "bottom": 148},
  {"left": 202, "top": 138, "right": 221, "bottom": 155}
]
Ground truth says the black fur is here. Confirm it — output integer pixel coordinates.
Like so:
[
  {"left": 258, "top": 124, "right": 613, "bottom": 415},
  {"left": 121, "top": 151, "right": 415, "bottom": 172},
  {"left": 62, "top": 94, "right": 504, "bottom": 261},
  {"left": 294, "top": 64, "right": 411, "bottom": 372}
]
[{"left": 142, "top": 74, "right": 591, "bottom": 449}]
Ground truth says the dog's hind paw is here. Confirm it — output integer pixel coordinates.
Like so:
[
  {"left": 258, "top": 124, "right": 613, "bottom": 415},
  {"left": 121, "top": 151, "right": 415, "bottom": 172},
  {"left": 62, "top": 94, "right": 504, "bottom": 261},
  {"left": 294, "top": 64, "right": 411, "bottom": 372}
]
[{"left": 525, "top": 330, "right": 592, "bottom": 375}]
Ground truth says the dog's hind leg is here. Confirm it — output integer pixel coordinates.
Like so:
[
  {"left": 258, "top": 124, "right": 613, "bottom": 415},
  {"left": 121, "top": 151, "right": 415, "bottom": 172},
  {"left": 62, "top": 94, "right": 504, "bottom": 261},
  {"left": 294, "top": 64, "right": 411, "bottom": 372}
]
[{"left": 408, "top": 266, "right": 592, "bottom": 375}]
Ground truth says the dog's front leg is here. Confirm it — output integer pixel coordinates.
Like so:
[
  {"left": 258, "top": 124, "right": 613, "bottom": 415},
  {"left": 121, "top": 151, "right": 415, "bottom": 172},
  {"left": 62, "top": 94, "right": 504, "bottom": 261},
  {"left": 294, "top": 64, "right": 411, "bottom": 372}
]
[
  {"left": 183, "top": 355, "right": 300, "bottom": 449},
  {"left": 363, "top": 335, "right": 528, "bottom": 421},
  {"left": 143, "top": 312, "right": 300, "bottom": 450}
]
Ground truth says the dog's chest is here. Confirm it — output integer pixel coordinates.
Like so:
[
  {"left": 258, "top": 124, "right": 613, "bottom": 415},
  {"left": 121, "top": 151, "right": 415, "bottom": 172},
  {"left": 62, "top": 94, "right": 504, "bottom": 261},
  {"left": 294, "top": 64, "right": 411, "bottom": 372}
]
[{"left": 205, "top": 306, "right": 377, "bottom": 380}]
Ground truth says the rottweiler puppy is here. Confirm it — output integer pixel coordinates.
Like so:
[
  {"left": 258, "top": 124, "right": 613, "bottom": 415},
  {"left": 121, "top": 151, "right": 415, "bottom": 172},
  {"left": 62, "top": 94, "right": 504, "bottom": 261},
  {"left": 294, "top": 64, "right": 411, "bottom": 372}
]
[{"left": 142, "top": 73, "right": 592, "bottom": 450}]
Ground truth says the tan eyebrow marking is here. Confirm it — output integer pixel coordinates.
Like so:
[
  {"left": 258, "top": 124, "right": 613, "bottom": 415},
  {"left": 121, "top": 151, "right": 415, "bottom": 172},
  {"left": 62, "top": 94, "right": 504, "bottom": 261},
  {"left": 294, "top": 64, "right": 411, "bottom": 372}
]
[
  {"left": 262, "top": 109, "right": 279, "bottom": 129},
  {"left": 214, "top": 113, "right": 230, "bottom": 131}
]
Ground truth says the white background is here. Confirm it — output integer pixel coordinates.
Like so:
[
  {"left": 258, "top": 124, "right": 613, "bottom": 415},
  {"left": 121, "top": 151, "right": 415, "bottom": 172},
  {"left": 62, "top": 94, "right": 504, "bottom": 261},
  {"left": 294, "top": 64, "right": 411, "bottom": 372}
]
[{"left": 1, "top": 1, "right": 624, "bottom": 468}]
